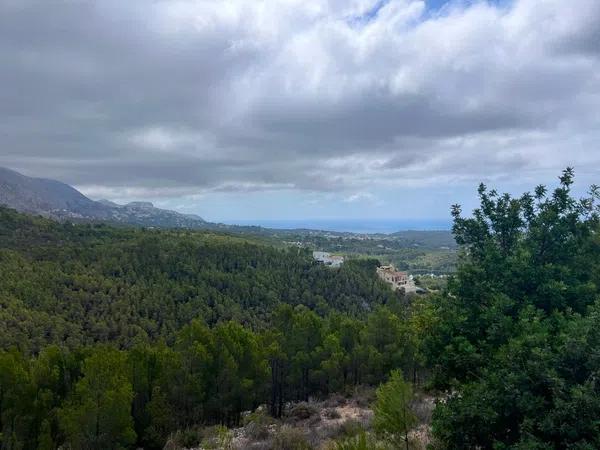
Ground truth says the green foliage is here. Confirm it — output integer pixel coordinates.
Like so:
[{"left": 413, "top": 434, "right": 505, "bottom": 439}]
[
  {"left": 373, "top": 370, "right": 416, "bottom": 449},
  {"left": 0, "top": 206, "right": 397, "bottom": 354},
  {"left": 289, "top": 402, "right": 319, "bottom": 420},
  {"left": 59, "top": 348, "right": 136, "bottom": 450},
  {"left": 271, "top": 425, "right": 312, "bottom": 450},
  {"left": 337, "top": 419, "right": 365, "bottom": 438},
  {"left": 242, "top": 408, "right": 273, "bottom": 441},
  {"left": 36, "top": 419, "right": 54, "bottom": 450},
  {"left": 428, "top": 169, "right": 600, "bottom": 448},
  {"left": 200, "top": 425, "right": 234, "bottom": 450},
  {"left": 334, "top": 431, "right": 391, "bottom": 450},
  {"left": 0, "top": 207, "right": 425, "bottom": 449}
]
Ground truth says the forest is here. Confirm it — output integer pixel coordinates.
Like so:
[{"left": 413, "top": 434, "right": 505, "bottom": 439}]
[
  {"left": 2, "top": 169, "right": 600, "bottom": 449},
  {"left": 0, "top": 206, "right": 419, "bottom": 449},
  {"left": 272, "top": 230, "right": 457, "bottom": 275}
]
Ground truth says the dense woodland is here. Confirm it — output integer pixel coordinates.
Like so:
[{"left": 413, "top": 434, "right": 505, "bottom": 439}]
[
  {"left": 0, "top": 207, "right": 421, "bottom": 449},
  {"left": 0, "top": 209, "right": 402, "bottom": 352},
  {"left": 281, "top": 231, "right": 457, "bottom": 274},
  {"left": 2, "top": 169, "right": 600, "bottom": 449}
]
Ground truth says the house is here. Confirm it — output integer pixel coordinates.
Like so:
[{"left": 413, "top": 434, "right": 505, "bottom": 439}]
[
  {"left": 313, "top": 251, "right": 344, "bottom": 268},
  {"left": 376, "top": 264, "right": 417, "bottom": 293}
]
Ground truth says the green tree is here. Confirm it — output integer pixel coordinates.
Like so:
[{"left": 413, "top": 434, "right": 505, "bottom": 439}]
[
  {"left": 429, "top": 170, "right": 600, "bottom": 448},
  {"left": 373, "top": 370, "right": 416, "bottom": 450},
  {"left": 0, "top": 350, "right": 34, "bottom": 450},
  {"left": 59, "top": 348, "right": 135, "bottom": 450},
  {"left": 37, "top": 419, "right": 54, "bottom": 450},
  {"left": 143, "top": 386, "right": 175, "bottom": 449}
]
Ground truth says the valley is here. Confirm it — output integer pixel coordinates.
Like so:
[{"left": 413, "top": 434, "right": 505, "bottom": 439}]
[{"left": 1, "top": 171, "right": 599, "bottom": 449}]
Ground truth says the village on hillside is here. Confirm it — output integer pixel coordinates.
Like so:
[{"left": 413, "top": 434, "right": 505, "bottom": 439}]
[{"left": 313, "top": 251, "right": 425, "bottom": 294}]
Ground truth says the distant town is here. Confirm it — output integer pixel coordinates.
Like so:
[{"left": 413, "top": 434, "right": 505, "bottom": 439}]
[{"left": 313, "top": 251, "right": 428, "bottom": 294}]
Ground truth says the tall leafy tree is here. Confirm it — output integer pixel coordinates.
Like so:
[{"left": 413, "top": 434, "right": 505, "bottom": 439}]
[{"left": 429, "top": 170, "right": 600, "bottom": 448}]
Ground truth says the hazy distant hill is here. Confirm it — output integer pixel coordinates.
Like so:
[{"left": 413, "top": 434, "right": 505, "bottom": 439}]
[
  {"left": 390, "top": 230, "right": 456, "bottom": 249},
  {"left": 0, "top": 166, "right": 455, "bottom": 243},
  {"left": 0, "top": 166, "right": 207, "bottom": 228}
]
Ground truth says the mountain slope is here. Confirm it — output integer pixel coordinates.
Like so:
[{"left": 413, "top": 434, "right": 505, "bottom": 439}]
[
  {"left": 0, "top": 166, "right": 100, "bottom": 214},
  {"left": 0, "top": 166, "right": 206, "bottom": 228}
]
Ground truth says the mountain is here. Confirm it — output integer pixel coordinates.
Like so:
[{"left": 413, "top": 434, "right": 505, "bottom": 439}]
[{"left": 0, "top": 167, "right": 207, "bottom": 228}]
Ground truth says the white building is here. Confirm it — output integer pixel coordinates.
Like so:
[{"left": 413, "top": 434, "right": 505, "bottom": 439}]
[{"left": 313, "top": 251, "right": 344, "bottom": 268}]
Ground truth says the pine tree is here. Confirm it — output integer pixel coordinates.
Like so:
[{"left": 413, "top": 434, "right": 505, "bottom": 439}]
[{"left": 373, "top": 370, "right": 416, "bottom": 450}]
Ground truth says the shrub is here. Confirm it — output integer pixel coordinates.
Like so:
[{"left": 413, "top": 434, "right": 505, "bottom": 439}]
[
  {"left": 373, "top": 370, "right": 417, "bottom": 449},
  {"left": 245, "top": 420, "right": 271, "bottom": 441},
  {"left": 352, "top": 386, "right": 376, "bottom": 408},
  {"left": 244, "top": 408, "right": 276, "bottom": 441},
  {"left": 338, "top": 419, "right": 364, "bottom": 438},
  {"left": 201, "top": 425, "right": 234, "bottom": 450},
  {"left": 332, "top": 431, "right": 390, "bottom": 450},
  {"left": 165, "top": 426, "right": 204, "bottom": 448},
  {"left": 271, "top": 425, "right": 312, "bottom": 450},
  {"left": 289, "top": 402, "right": 319, "bottom": 421}
]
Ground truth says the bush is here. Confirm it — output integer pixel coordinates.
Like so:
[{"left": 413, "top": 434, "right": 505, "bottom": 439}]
[
  {"left": 200, "top": 425, "right": 234, "bottom": 450},
  {"left": 271, "top": 425, "right": 312, "bottom": 450},
  {"left": 332, "top": 431, "right": 390, "bottom": 450},
  {"left": 289, "top": 402, "right": 319, "bottom": 421},
  {"left": 163, "top": 426, "right": 204, "bottom": 449},
  {"left": 244, "top": 408, "right": 275, "bottom": 441},
  {"left": 338, "top": 419, "right": 364, "bottom": 438},
  {"left": 373, "top": 370, "right": 416, "bottom": 446},
  {"left": 245, "top": 420, "right": 271, "bottom": 441}
]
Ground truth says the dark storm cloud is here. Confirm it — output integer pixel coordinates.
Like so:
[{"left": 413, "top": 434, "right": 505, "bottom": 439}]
[{"left": 1, "top": 0, "right": 599, "bottom": 199}]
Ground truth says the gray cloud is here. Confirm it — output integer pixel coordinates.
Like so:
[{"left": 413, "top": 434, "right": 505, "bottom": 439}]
[{"left": 1, "top": 0, "right": 599, "bottom": 202}]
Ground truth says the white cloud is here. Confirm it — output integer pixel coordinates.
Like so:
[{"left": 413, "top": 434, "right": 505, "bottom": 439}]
[
  {"left": 1, "top": 0, "right": 599, "bottom": 210},
  {"left": 343, "top": 192, "right": 383, "bottom": 205},
  {"left": 127, "top": 127, "right": 216, "bottom": 154}
]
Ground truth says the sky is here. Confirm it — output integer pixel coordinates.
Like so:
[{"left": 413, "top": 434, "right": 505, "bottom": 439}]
[{"left": 1, "top": 0, "right": 599, "bottom": 223}]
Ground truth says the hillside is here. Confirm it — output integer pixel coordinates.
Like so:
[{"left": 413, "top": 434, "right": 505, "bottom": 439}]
[
  {"left": 3, "top": 172, "right": 600, "bottom": 449},
  {"left": 0, "top": 167, "right": 459, "bottom": 275},
  {"left": 0, "top": 207, "right": 415, "bottom": 450},
  {"left": 0, "top": 206, "right": 397, "bottom": 352},
  {"left": 0, "top": 166, "right": 207, "bottom": 228}
]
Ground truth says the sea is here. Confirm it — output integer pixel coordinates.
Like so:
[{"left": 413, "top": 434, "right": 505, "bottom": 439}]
[{"left": 223, "top": 219, "right": 452, "bottom": 234}]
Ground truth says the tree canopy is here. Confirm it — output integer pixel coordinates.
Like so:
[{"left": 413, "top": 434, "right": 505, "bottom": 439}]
[
  {"left": 0, "top": 207, "right": 421, "bottom": 449},
  {"left": 428, "top": 169, "right": 600, "bottom": 448}
]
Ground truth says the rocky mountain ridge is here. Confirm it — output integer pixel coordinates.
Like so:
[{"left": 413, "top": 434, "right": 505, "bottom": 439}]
[{"left": 0, "top": 167, "right": 207, "bottom": 229}]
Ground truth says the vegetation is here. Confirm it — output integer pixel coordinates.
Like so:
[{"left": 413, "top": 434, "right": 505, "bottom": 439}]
[
  {"left": 334, "top": 432, "right": 391, "bottom": 450},
  {"left": 373, "top": 370, "right": 416, "bottom": 450},
  {"left": 2, "top": 168, "right": 599, "bottom": 449},
  {"left": 426, "top": 168, "right": 600, "bottom": 448},
  {"left": 279, "top": 231, "right": 457, "bottom": 274},
  {"left": 0, "top": 207, "right": 426, "bottom": 449},
  {"left": 0, "top": 207, "right": 400, "bottom": 353}
]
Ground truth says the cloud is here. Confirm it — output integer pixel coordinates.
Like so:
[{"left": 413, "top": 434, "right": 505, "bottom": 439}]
[
  {"left": 1, "top": 0, "right": 599, "bottom": 209},
  {"left": 343, "top": 192, "right": 384, "bottom": 206}
]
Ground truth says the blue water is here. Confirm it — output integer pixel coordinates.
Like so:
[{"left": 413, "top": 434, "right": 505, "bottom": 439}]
[{"left": 223, "top": 219, "right": 451, "bottom": 234}]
